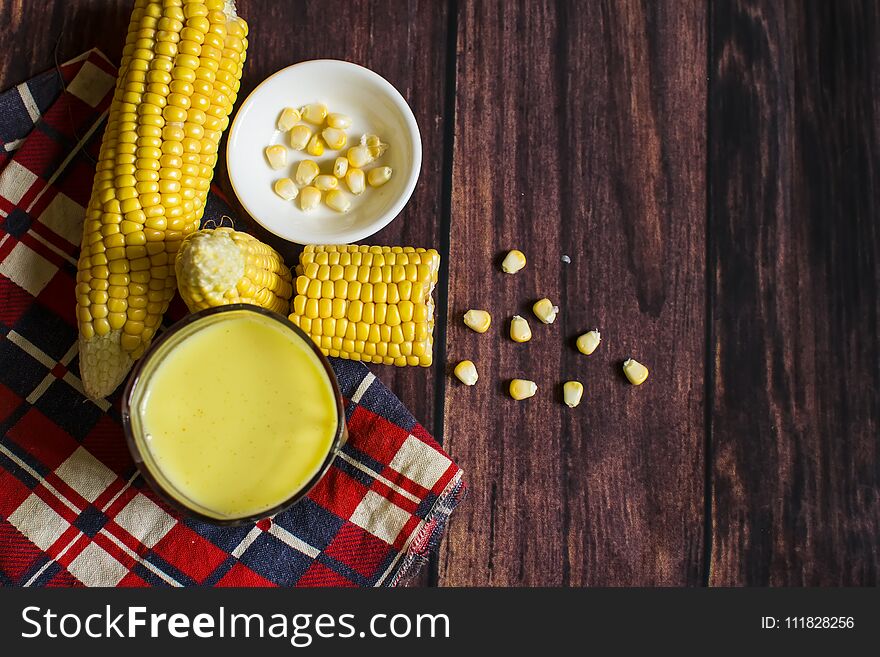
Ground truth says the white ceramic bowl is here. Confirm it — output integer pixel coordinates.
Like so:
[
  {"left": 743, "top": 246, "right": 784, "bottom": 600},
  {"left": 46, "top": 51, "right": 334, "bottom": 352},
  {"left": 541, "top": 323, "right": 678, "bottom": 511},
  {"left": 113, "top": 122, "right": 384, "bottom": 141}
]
[{"left": 226, "top": 60, "right": 421, "bottom": 244}]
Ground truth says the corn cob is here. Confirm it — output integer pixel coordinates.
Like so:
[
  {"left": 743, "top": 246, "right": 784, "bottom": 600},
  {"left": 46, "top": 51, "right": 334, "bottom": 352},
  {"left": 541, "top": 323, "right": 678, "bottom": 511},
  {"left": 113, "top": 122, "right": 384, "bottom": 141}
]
[
  {"left": 288, "top": 245, "right": 440, "bottom": 367},
  {"left": 175, "top": 227, "right": 293, "bottom": 315},
  {"left": 76, "top": 0, "right": 248, "bottom": 398}
]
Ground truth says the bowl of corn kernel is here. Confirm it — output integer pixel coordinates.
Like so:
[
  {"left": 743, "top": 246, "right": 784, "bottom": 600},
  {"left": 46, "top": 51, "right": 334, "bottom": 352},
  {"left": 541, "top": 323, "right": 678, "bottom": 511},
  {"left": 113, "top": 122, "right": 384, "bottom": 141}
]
[{"left": 227, "top": 60, "right": 422, "bottom": 245}]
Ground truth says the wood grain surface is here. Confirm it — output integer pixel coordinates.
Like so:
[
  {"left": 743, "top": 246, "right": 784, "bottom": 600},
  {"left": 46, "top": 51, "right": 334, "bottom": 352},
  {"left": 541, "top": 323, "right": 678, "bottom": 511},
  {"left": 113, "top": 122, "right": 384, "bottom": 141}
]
[
  {"left": 709, "top": 0, "right": 880, "bottom": 585},
  {"left": 439, "top": 0, "right": 707, "bottom": 586},
  {"left": 0, "top": 0, "right": 877, "bottom": 586}
]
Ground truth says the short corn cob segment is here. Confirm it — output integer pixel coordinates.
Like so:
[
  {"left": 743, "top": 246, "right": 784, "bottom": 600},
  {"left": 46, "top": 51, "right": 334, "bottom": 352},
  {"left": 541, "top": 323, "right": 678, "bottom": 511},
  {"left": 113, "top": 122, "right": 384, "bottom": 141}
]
[
  {"left": 175, "top": 228, "right": 293, "bottom": 315},
  {"left": 76, "top": 0, "right": 248, "bottom": 399},
  {"left": 289, "top": 245, "right": 440, "bottom": 366}
]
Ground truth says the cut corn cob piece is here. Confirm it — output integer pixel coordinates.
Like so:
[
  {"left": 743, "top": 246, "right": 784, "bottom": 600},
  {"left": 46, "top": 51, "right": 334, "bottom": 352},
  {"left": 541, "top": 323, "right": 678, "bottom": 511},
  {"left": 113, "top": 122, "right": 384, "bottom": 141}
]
[
  {"left": 454, "top": 360, "right": 478, "bottom": 385},
  {"left": 176, "top": 227, "right": 293, "bottom": 315},
  {"left": 277, "top": 107, "right": 301, "bottom": 131},
  {"left": 76, "top": 0, "right": 248, "bottom": 399},
  {"left": 509, "top": 379, "right": 537, "bottom": 400},
  {"left": 289, "top": 244, "right": 440, "bottom": 367},
  {"left": 463, "top": 309, "right": 491, "bottom": 333}
]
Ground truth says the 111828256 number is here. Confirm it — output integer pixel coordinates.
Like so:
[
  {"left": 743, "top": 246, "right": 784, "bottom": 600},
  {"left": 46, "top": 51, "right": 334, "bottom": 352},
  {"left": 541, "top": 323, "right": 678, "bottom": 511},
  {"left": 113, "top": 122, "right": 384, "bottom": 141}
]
[{"left": 785, "top": 617, "right": 854, "bottom": 629}]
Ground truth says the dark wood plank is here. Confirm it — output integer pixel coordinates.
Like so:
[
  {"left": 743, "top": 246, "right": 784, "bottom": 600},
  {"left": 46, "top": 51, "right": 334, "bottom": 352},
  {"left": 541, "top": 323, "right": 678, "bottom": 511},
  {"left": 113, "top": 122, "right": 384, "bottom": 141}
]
[
  {"left": 439, "top": 0, "right": 707, "bottom": 585},
  {"left": 709, "top": 0, "right": 880, "bottom": 585},
  {"left": 0, "top": 0, "right": 451, "bottom": 586}
]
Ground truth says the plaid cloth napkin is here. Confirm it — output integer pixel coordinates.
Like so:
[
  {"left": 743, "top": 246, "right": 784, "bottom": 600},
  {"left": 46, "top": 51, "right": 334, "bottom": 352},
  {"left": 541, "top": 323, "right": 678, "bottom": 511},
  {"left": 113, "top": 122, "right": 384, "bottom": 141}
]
[{"left": 0, "top": 50, "right": 465, "bottom": 587}]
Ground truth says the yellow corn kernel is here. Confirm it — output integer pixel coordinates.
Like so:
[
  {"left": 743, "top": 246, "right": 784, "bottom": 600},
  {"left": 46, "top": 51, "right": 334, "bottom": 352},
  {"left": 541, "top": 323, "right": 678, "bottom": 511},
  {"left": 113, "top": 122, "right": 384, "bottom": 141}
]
[
  {"left": 277, "top": 107, "right": 301, "bottom": 131},
  {"left": 299, "top": 186, "right": 321, "bottom": 212},
  {"left": 563, "top": 381, "right": 583, "bottom": 408},
  {"left": 264, "top": 145, "right": 286, "bottom": 169},
  {"left": 532, "top": 297, "right": 559, "bottom": 324},
  {"left": 510, "top": 315, "right": 532, "bottom": 342},
  {"left": 363, "top": 133, "right": 388, "bottom": 159},
  {"left": 367, "top": 166, "right": 392, "bottom": 188},
  {"left": 454, "top": 360, "right": 479, "bottom": 386},
  {"left": 463, "top": 309, "right": 491, "bottom": 333},
  {"left": 576, "top": 329, "right": 601, "bottom": 355},
  {"left": 300, "top": 102, "right": 328, "bottom": 125},
  {"left": 502, "top": 249, "right": 526, "bottom": 273},
  {"left": 327, "top": 113, "right": 352, "bottom": 129},
  {"left": 289, "top": 124, "right": 311, "bottom": 150},
  {"left": 273, "top": 177, "right": 298, "bottom": 201},
  {"left": 321, "top": 127, "right": 347, "bottom": 150},
  {"left": 345, "top": 168, "right": 366, "bottom": 195},
  {"left": 306, "top": 133, "right": 325, "bottom": 156},
  {"left": 295, "top": 160, "right": 320, "bottom": 186},
  {"left": 509, "top": 379, "right": 537, "bottom": 400},
  {"left": 347, "top": 144, "right": 372, "bottom": 168},
  {"left": 325, "top": 190, "right": 351, "bottom": 213},
  {"left": 623, "top": 358, "right": 649, "bottom": 386},
  {"left": 333, "top": 157, "right": 349, "bottom": 178},
  {"left": 314, "top": 175, "right": 338, "bottom": 192}
]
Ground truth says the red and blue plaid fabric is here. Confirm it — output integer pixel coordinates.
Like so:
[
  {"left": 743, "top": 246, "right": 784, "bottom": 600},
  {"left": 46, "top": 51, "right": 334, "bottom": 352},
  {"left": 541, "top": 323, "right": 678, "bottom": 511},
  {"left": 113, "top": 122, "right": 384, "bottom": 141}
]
[{"left": 0, "top": 50, "right": 465, "bottom": 587}]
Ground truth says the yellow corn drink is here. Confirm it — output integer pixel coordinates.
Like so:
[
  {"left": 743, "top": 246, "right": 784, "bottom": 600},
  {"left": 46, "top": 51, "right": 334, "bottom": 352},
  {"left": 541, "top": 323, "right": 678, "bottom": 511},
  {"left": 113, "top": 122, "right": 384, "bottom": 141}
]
[{"left": 127, "top": 308, "right": 339, "bottom": 521}]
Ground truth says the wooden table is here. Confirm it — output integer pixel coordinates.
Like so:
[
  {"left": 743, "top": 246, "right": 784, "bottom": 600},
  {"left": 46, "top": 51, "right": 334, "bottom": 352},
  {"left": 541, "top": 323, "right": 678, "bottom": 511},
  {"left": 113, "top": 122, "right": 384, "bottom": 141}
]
[{"left": 2, "top": 0, "right": 877, "bottom": 586}]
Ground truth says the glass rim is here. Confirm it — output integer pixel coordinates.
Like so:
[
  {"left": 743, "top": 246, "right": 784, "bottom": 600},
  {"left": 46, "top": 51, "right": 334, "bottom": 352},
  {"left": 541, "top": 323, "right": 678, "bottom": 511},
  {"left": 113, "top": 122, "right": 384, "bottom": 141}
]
[{"left": 120, "top": 303, "right": 347, "bottom": 526}]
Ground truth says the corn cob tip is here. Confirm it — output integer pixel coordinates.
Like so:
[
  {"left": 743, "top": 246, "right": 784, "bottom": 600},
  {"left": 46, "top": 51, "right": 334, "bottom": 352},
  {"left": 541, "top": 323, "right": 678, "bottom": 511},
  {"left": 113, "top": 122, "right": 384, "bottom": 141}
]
[{"left": 79, "top": 333, "right": 134, "bottom": 400}]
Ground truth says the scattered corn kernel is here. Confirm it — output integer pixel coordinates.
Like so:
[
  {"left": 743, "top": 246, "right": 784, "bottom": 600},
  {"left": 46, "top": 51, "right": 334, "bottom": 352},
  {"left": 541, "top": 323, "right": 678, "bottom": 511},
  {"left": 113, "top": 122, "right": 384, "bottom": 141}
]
[
  {"left": 299, "top": 186, "right": 321, "bottom": 212},
  {"left": 509, "top": 379, "right": 537, "bottom": 400},
  {"left": 454, "top": 360, "right": 479, "bottom": 386},
  {"left": 576, "top": 329, "right": 601, "bottom": 355},
  {"left": 273, "top": 178, "right": 298, "bottom": 201},
  {"left": 301, "top": 102, "right": 328, "bottom": 125},
  {"left": 347, "top": 144, "right": 372, "bottom": 168},
  {"left": 264, "top": 145, "right": 286, "bottom": 170},
  {"left": 321, "top": 127, "right": 347, "bottom": 150},
  {"left": 333, "top": 157, "right": 349, "bottom": 178},
  {"left": 295, "top": 160, "right": 320, "bottom": 186},
  {"left": 510, "top": 315, "right": 532, "bottom": 342},
  {"left": 623, "top": 358, "right": 649, "bottom": 385},
  {"left": 368, "top": 166, "right": 393, "bottom": 188},
  {"left": 314, "top": 175, "right": 338, "bottom": 192},
  {"left": 563, "top": 381, "right": 583, "bottom": 408},
  {"left": 463, "top": 309, "right": 491, "bottom": 333},
  {"left": 325, "top": 190, "right": 351, "bottom": 213},
  {"left": 289, "top": 125, "right": 311, "bottom": 150},
  {"left": 327, "top": 113, "right": 353, "bottom": 129},
  {"left": 277, "top": 107, "right": 301, "bottom": 131},
  {"left": 306, "top": 133, "right": 325, "bottom": 156},
  {"left": 346, "top": 168, "right": 366, "bottom": 195},
  {"left": 501, "top": 249, "right": 526, "bottom": 273},
  {"left": 363, "top": 134, "right": 388, "bottom": 159},
  {"left": 532, "top": 298, "right": 559, "bottom": 324}
]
